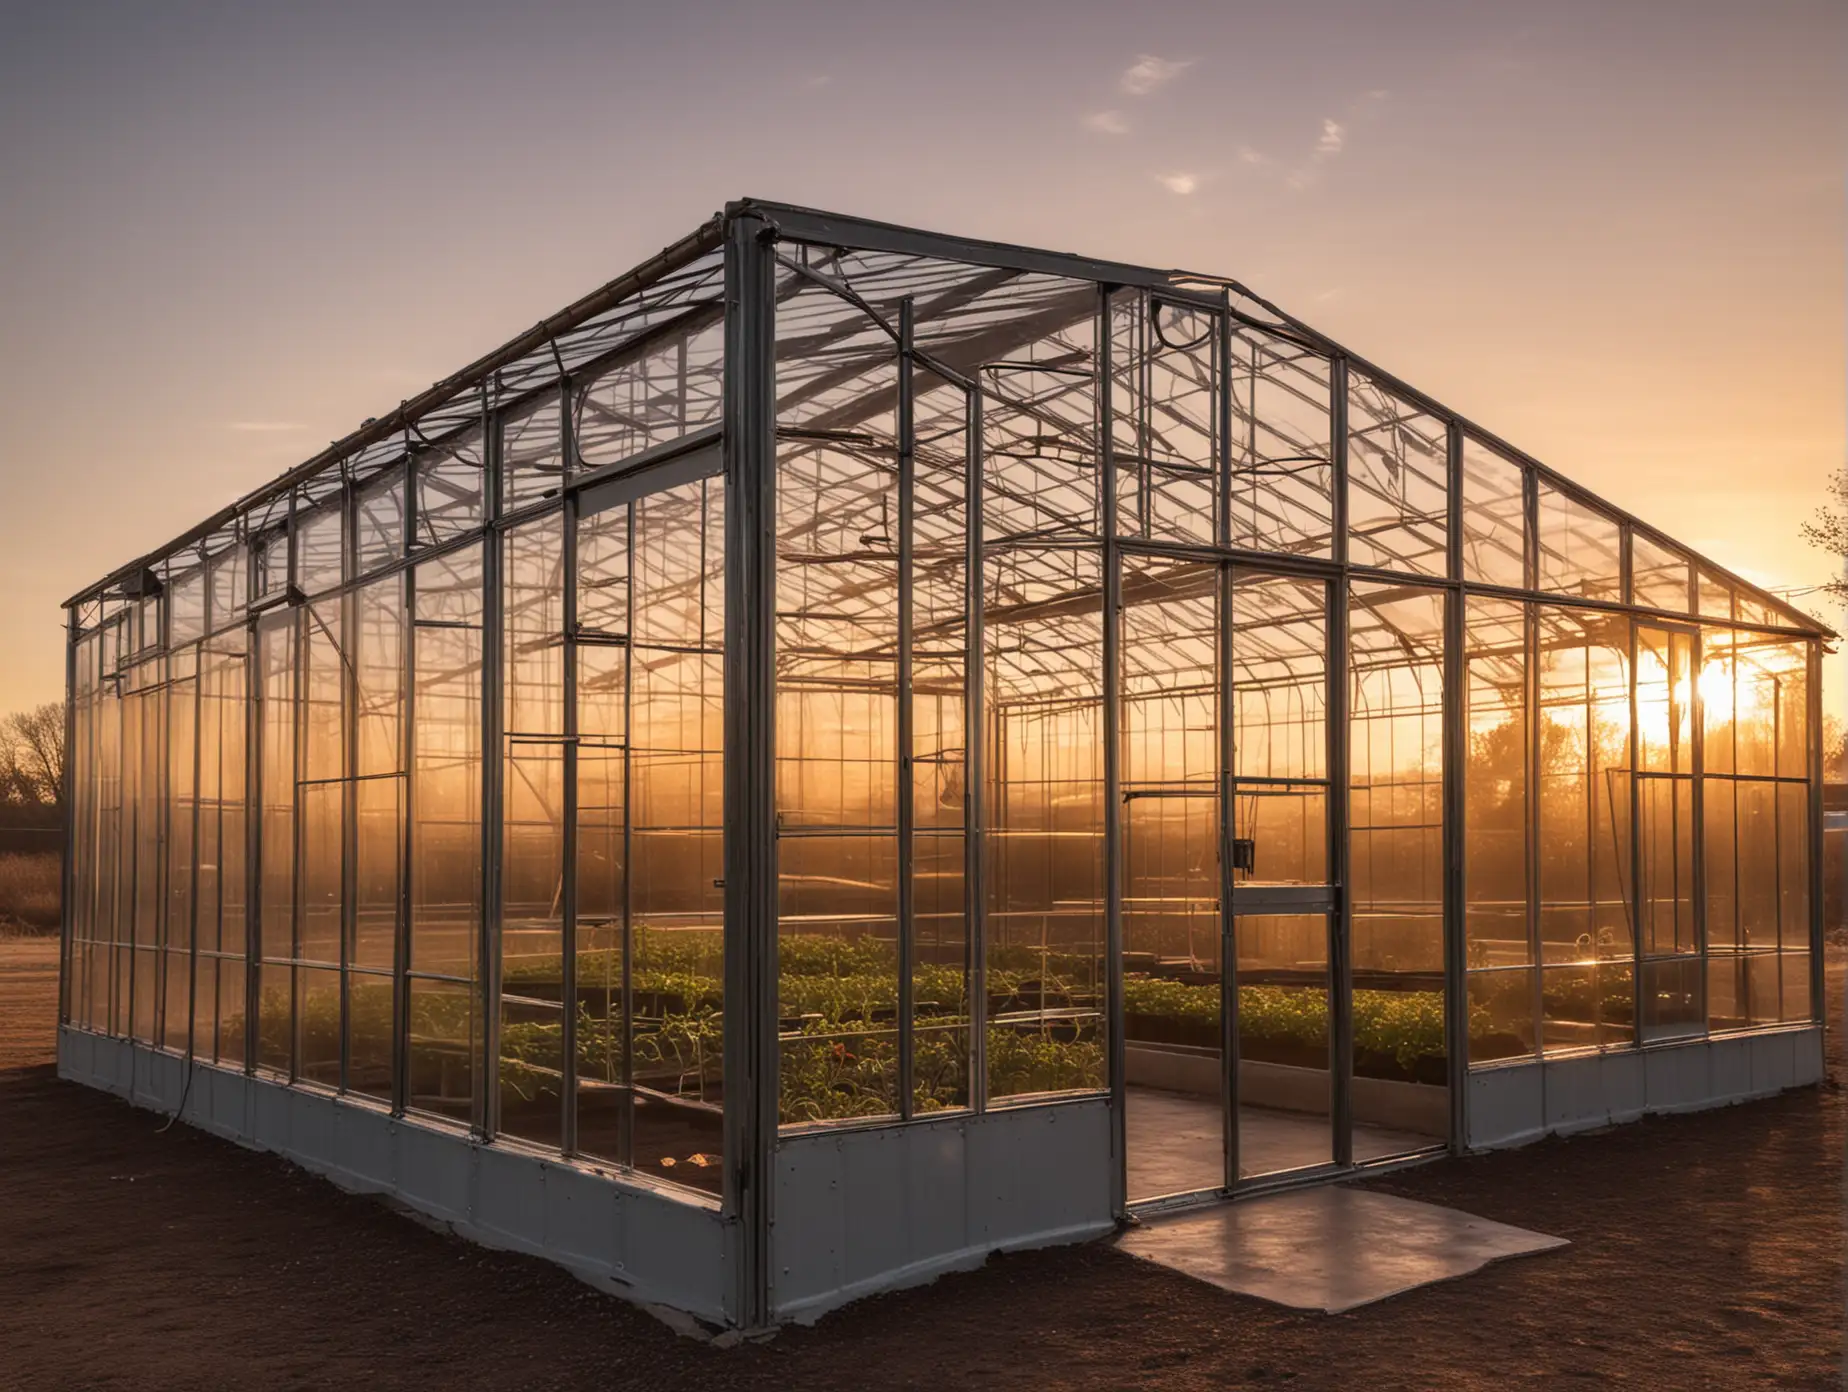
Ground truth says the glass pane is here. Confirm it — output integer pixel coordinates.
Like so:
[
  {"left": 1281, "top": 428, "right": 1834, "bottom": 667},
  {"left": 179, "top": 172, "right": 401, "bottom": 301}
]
[
  {"left": 1459, "top": 437, "right": 1525, "bottom": 589},
  {"left": 1346, "top": 373, "right": 1448, "bottom": 576},
  {"left": 1631, "top": 533, "right": 1690, "bottom": 613},
  {"left": 415, "top": 428, "right": 486, "bottom": 547},
  {"left": 575, "top": 317, "right": 723, "bottom": 468},
  {"left": 1230, "top": 332, "right": 1334, "bottom": 557},
  {"left": 502, "top": 388, "right": 566, "bottom": 512},
  {"left": 355, "top": 468, "right": 404, "bottom": 576},
  {"left": 1535, "top": 482, "right": 1621, "bottom": 602},
  {"left": 1112, "top": 289, "right": 1219, "bottom": 548},
  {"left": 1348, "top": 582, "right": 1447, "bottom": 1150},
  {"left": 500, "top": 743, "right": 565, "bottom": 1148},
  {"left": 1465, "top": 599, "right": 1528, "bottom": 971},
  {"left": 407, "top": 977, "right": 477, "bottom": 1122},
  {"left": 1235, "top": 914, "right": 1330, "bottom": 1177},
  {"left": 295, "top": 501, "right": 345, "bottom": 596},
  {"left": 628, "top": 478, "right": 725, "bottom": 1188}
]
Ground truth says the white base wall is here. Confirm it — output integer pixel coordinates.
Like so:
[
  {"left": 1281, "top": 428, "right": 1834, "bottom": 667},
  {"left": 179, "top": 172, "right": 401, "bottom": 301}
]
[
  {"left": 1467, "top": 1025, "right": 1826, "bottom": 1150},
  {"left": 57, "top": 1027, "right": 739, "bottom": 1326},
  {"left": 771, "top": 1099, "right": 1115, "bottom": 1323}
]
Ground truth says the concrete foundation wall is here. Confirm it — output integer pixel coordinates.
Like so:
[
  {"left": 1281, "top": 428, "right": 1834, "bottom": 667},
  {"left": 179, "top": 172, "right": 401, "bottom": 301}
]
[
  {"left": 1467, "top": 1025, "right": 1826, "bottom": 1150},
  {"left": 57, "top": 1027, "right": 739, "bottom": 1326},
  {"left": 771, "top": 1099, "right": 1115, "bottom": 1323}
]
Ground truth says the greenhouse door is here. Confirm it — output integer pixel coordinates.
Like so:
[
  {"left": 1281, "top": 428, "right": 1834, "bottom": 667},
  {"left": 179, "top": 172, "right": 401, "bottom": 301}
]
[{"left": 1121, "top": 563, "right": 1340, "bottom": 1203}]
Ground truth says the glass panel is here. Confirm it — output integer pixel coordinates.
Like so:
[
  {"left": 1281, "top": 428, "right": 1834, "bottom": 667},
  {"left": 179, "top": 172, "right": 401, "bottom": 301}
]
[
  {"left": 985, "top": 548, "right": 1107, "bottom": 1104},
  {"left": 354, "top": 467, "right": 404, "bottom": 576},
  {"left": 410, "top": 619, "right": 481, "bottom": 982},
  {"left": 1468, "top": 967, "right": 1536, "bottom": 1062},
  {"left": 575, "top": 317, "right": 723, "bottom": 468},
  {"left": 1235, "top": 914, "right": 1331, "bottom": 1177},
  {"left": 1698, "top": 571, "right": 1732, "bottom": 622},
  {"left": 406, "top": 977, "right": 477, "bottom": 1123},
  {"left": 1640, "top": 955, "right": 1703, "bottom": 1041},
  {"left": 504, "top": 517, "right": 565, "bottom": 738},
  {"left": 1229, "top": 333, "right": 1333, "bottom": 557},
  {"left": 1459, "top": 437, "right": 1526, "bottom": 589},
  {"left": 1535, "top": 481, "right": 1621, "bottom": 602},
  {"left": 1112, "top": 289, "right": 1219, "bottom": 548},
  {"left": 347, "top": 970, "right": 394, "bottom": 1102},
  {"left": 1232, "top": 572, "right": 1328, "bottom": 887},
  {"left": 1533, "top": 607, "right": 1631, "bottom": 1051},
  {"left": 627, "top": 478, "right": 724, "bottom": 1187},
  {"left": 1121, "top": 556, "right": 1221, "bottom": 1200},
  {"left": 408, "top": 540, "right": 483, "bottom": 1121},
  {"left": 501, "top": 388, "right": 566, "bottom": 512},
  {"left": 415, "top": 427, "right": 485, "bottom": 547},
  {"left": 296, "top": 965, "right": 341, "bottom": 1087},
  {"left": 207, "top": 542, "right": 247, "bottom": 633},
  {"left": 256, "top": 614, "right": 295, "bottom": 1073},
  {"left": 500, "top": 743, "right": 565, "bottom": 1148},
  {"left": 1348, "top": 582, "right": 1447, "bottom": 1146},
  {"left": 1464, "top": 598, "right": 1532, "bottom": 1062},
  {"left": 1631, "top": 533, "right": 1690, "bottom": 614},
  {"left": 164, "top": 669, "right": 197, "bottom": 1051},
  {"left": 1346, "top": 373, "right": 1448, "bottom": 576},
  {"left": 295, "top": 501, "right": 345, "bottom": 596},
  {"left": 169, "top": 568, "right": 206, "bottom": 647}
]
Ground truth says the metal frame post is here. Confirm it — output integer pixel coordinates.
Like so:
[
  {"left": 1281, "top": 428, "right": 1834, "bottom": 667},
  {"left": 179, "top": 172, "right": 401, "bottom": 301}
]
[
  {"left": 964, "top": 389, "right": 988, "bottom": 1114},
  {"left": 896, "top": 298, "right": 916, "bottom": 1120},
  {"left": 721, "top": 210, "right": 779, "bottom": 1329},
  {"left": 59, "top": 608, "right": 79, "bottom": 1027},
  {"left": 1441, "top": 421, "right": 1468, "bottom": 1152},
  {"left": 1098, "top": 285, "right": 1127, "bottom": 1214},
  {"left": 1327, "top": 354, "right": 1353, "bottom": 1168},
  {"left": 480, "top": 382, "right": 505, "bottom": 1139}
]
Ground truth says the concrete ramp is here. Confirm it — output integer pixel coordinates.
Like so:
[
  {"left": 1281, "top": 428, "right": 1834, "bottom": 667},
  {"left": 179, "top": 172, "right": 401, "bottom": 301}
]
[{"left": 1113, "top": 1187, "right": 1566, "bottom": 1314}]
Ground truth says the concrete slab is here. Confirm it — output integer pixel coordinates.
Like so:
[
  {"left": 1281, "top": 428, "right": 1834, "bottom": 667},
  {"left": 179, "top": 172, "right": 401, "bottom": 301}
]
[
  {"left": 1113, "top": 1186, "right": 1566, "bottom": 1314},
  {"left": 1126, "top": 1088, "right": 1437, "bottom": 1202}
]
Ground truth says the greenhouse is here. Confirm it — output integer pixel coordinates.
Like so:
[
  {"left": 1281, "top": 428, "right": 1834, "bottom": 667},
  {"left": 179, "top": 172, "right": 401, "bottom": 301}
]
[{"left": 58, "top": 199, "right": 1826, "bottom": 1327}]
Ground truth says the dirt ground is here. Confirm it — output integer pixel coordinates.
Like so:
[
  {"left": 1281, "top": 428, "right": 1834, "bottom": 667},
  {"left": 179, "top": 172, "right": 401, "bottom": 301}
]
[{"left": 0, "top": 935, "right": 1840, "bottom": 1391}]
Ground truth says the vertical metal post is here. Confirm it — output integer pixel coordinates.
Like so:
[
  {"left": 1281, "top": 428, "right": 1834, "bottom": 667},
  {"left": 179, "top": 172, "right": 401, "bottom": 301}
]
[
  {"left": 59, "top": 608, "right": 79, "bottom": 1028},
  {"left": 397, "top": 555, "right": 416, "bottom": 1115},
  {"left": 562, "top": 490, "right": 580, "bottom": 1153},
  {"left": 340, "top": 486, "right": 358, "bottom": 1094},
  {"left": 965, "top": 387, "right": 988, "bottom": 1115},
  {"left": 896, "top": 298, "right": 916, "bottom": 1120},
  {"left": 1627, "top": 621, "right": 1645, "bottom": 1049},
  {"left": 1098, "top": 285, "right": 1126, "bottom": 1214},
  {"left": 721, "top": 210, "right": 778, "bottom": 1329},
  {"left": 243, "top": 606, "right": 261, "bottom": 1073},
  {"left": 1327, "top": 355, "right": 1353, "bottom": 1168},
  {"left": 1523, "top": 466, "right": 1543, "bottom": 1056},
  {"left": 1807, "top": 637, "right": 1824, "bottom": 1022},
  {"left": 1215, "top": 293, "right": 1238, "bottom": 1189},
  {"left": 620, "top": 501, "right": 636, "bottom": 1165},
  {"left": 1441, "top": 421, "right": 1468, "bottom": 1153},
  {"left": 480, "top": 384, "right": 505, "bottom": 1139},
  {"left": 186, "top": 581, "right": 205, "bottom": 1066}
]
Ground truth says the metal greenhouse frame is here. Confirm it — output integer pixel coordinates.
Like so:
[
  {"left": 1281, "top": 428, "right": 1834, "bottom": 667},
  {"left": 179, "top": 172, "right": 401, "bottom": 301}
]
[{"left": 58, "top": 199, "right": 1829, "bottom": 1328}]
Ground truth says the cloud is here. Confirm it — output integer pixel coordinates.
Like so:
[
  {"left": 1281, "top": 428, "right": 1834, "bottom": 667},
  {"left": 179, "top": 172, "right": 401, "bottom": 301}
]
[
  {"left": 225, "top": 421, "right": 305, "bottom": 433},
  {"left": 1236, "top": 144, "right": 1269, "bottom": 167},
  {"left": 1154, "top": 170, "right": 1199, "bottom": 195},
  {"left": 1084, "top": 109, "right": 1129, "bottom": 135},
  {"left": 1315, "top": 118, "right": 1345, "bottom": 157},
  {"left": 1119, "top": 54, "right": 1192, "bottom": 97}
]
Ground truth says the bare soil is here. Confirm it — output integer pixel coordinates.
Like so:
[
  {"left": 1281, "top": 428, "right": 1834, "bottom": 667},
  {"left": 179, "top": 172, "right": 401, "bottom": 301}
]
[{"left": 0, "top": 936, "right": 1840, "bottom": 1391}]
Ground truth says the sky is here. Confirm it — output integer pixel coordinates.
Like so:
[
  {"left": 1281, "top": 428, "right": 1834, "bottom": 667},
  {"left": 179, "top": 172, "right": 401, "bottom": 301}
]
[{"left": 0, "top": 0, "right": 1842, "bottom": 713}]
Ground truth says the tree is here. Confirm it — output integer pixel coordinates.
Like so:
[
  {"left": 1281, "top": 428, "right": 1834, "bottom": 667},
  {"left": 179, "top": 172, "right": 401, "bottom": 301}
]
[
  {"left": 0, "top": 702, "right": 65, "bottom": 811},
  {"left": 1799, "top": 471, "right": 1848, "bottom": 607}
]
